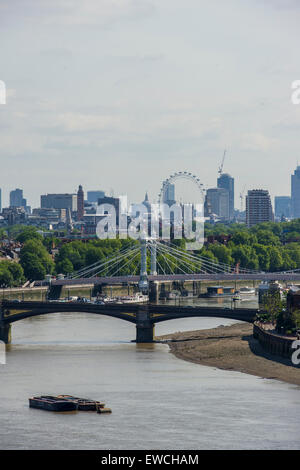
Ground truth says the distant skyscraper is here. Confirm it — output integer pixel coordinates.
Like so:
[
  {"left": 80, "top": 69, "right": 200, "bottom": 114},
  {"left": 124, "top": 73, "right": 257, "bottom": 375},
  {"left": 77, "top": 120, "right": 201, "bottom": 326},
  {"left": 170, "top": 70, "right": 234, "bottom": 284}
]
[
  {"left": 217, "top": 173, "right": 234, "bottom": 220},
  {"left": 10, "top": 188, "right": 23, "bottom": 207},
  {"left": 291, "top": 166, "right": 300, "bottom": 218},
  {"left": 87, "top": 190, "right": 105, "bottom": 204},
  {"left": 98, "top": 196, "right": 120, "bottom": 226},
  {"left": 0, "top": 188, "right": 2, "bottom": 212},
  {"left": 206, "top": 188, "right": 229, "bottom": 220},
  {"left": 77, "top": 185, "right": 84, "bottom": 221},
  {"left": 163, "top": 183, "right": 176, "bottom": 206},
  {"left": 275, "top": 196, "right": 291, "bottom": 219},
  {"left": 246, "top": 189, "right": 274, "bottom": 227}
]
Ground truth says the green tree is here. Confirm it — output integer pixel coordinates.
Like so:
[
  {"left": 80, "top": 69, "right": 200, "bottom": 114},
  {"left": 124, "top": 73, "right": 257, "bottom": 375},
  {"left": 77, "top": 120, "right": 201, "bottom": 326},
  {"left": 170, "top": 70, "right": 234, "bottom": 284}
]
[
  {"left": 20, "top": 239, "right": 54, "bottom": 280},
  {"left": 255, "top": 230, "right": 280, "bottom": 246},
  {"left": 268, "top": 247, "right": 283, "bottom": 272},
  {"left": 209, "top": 244, "right": 233, "bottom": 265},
  {"left": 56, "top": 258, "right": 74, "bottom": 275},
  {"left": 231, "top": 245, "right": 259, "bottom": 270},
  {"left": 16, "top": 227, "right": 43, "bottom": 243},
  {"left": 262, "top": 291, "right": 283, "bottom": 324},
  {"left": 0, "top": 267, "right": 13, "bottom": 287},
  {"left": 231, "top": 231, "right": 256, "bottom": 246}
]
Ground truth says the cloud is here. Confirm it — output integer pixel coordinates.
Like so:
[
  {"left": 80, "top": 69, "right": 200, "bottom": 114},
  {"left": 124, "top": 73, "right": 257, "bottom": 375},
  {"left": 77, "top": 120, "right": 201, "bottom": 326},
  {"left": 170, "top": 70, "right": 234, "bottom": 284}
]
[
  {"left": 240, "top": 132, "right": 278, "bottom": 152},
  {"left": 0, "top": 0, "right": 156, "bottom": 26},
  {"left": 55, "top": 112, "right": 122, "bottom": 132},
  {"left": 257, "top": 0, "right": 300, "bottom": 9}
]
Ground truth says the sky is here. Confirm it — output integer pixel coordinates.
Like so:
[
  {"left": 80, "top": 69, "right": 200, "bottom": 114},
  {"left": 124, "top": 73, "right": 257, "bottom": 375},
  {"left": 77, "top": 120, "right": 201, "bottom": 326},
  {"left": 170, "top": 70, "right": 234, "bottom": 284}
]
[{"left": 1, "top": 0, "right": 300, "bottom": 209}]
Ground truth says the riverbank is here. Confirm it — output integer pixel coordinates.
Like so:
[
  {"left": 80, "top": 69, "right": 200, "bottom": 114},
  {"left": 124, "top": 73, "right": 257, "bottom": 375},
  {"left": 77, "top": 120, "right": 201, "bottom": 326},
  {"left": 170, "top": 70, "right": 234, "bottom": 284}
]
[{"left": 157, "top": 323, "right": 300, "bottom": 386}]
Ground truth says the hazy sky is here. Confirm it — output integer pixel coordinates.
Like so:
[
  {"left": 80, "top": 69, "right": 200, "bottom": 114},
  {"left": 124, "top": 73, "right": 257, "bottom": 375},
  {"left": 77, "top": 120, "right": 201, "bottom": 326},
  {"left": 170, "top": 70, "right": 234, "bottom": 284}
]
[{"left": 1, "top": 0, "right": 300, "bottom": 209}]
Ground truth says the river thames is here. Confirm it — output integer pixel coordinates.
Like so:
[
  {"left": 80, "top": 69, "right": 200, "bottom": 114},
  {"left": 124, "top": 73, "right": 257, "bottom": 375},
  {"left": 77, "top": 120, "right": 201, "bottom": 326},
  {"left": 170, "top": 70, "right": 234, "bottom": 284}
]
[{"left": 0, "top": 297, "right": 300, "bottom": 450}]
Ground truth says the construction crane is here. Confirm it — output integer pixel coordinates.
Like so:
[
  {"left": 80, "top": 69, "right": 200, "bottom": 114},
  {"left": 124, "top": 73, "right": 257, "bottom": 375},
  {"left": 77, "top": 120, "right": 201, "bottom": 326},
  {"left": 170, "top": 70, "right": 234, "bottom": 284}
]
[{"left": 218, "top": 149, "right": 226, "bottom": 176}]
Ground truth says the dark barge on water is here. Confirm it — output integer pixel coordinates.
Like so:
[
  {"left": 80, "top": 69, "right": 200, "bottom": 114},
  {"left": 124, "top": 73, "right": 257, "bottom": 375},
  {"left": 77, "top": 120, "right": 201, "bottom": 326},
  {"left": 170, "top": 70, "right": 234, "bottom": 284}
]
[
  {"left": 57, "top": 395, "right": 106, "bottom": 411},
  {"left": 29, "top": 396, "right": 78, "bottom": 412}
]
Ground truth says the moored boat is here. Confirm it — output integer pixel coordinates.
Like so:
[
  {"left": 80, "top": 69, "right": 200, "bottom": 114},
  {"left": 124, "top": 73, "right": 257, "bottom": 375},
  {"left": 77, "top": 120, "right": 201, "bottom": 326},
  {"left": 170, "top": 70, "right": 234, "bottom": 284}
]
[
  {"left": 200, "top": 286, "right": 235, "bottom": 298},
  {"left": 57, "top": 395, "right": 105, "bottom": 411},
  {"left": 29, "top": 396, "right": 78, "bottom": 412},
  {"left": 232, "top": 292, "right": 241, "bottom": 301},
  {"left": 96, "top": 406, "right": 112, "bottom": 414},
  {"left": 239, "top": 286, "right": 256, "bottom": 295}
]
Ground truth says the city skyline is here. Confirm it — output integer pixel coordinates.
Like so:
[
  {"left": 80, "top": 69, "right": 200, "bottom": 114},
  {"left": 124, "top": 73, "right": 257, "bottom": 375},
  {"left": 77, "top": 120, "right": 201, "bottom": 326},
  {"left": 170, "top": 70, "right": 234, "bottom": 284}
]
[
  {"left": 1, "top": 1, "right": 300, "bottom": 208},
  {"left": 0, "top": 163, "right": 296, "bottom": 213}
]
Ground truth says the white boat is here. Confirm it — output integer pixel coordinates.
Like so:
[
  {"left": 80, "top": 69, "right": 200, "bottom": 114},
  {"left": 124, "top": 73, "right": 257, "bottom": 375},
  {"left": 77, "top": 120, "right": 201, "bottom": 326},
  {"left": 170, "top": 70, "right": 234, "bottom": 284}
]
[
  {"left": 120, "top": 293, "right": 149, "bottom": 303},
  {"left": 166, "top": 291, "right": 180, "bottom": 299},
  {"left": 239, "top": 286, "right": 256, "bottom": 295}
]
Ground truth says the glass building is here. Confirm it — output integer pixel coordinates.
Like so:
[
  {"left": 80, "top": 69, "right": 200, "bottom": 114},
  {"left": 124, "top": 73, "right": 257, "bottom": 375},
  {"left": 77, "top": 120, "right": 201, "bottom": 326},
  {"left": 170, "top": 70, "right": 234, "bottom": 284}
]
[
  {"left": 217, "top": 173, "right": 234, "bottom": 221},
  {"left": 275, "top": 196, "right": 291, "bottom": 220},
  {"left": 291, "top": 166, "right": 300, "bottom": 219}
]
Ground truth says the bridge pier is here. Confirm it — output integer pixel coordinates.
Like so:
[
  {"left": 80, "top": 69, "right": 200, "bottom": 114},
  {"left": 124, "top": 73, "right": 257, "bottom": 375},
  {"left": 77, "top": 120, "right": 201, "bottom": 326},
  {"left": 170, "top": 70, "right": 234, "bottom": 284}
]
[
  {"left": 136, "top": 305, "right": 154, "bottom": 343},
  {"left": 0, "top": 323, "right": 11, "bottom": 344},
  {"left": 149, "top": 281, "right": 159, "bottom": 303}
]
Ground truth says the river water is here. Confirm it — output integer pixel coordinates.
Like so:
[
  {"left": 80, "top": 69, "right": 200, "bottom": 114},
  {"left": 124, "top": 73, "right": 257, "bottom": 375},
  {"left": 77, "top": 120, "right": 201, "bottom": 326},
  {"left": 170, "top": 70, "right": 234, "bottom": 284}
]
[{"left": 0, "top": 296, "right": 300, "bottom": 450}]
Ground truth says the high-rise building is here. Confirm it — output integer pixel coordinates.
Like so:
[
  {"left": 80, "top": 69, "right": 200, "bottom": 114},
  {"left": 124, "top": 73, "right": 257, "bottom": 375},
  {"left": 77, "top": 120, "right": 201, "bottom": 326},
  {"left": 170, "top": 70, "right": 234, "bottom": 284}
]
[
  {"left": 77, "top": 185, "right": 84, "bottom": 221},
  {"left": 291, "top": 166, "right": 300, "bottom": 218},
  {"left": 0, "top": 188, "right": 2, "bottom": 212},
  {"left": 217, "top": 173, "right": 234, "bottom": 220},
  {"left": 10, "top": 188, "right": 23, "bottom": 207},
  {"left": 275, "top": 196, "right": 291, "bottom": 220},
  {"left": 246, "top": 189, "right": 274, "bottom": 227},
  {"left": 97, "top": 196, "right": 120, "bottom": 226},
  {"left": 87, "top": 190, "right": 105, "bottom": 204},
  {"left": 206, "top": 188, "right": 229, "bottom": 220},
  {"left": 41, "top": 194, "right": 77, "bottom": 212},
  {"left": 163, "top": 183, "right": 176, "bottom": 206}
]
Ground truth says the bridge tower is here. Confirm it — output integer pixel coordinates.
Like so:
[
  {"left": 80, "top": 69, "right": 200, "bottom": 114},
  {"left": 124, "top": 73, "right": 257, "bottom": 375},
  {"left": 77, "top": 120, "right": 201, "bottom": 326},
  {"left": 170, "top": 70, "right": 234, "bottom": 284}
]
[
  {"left": 138, "top": 238, "right": 148, "bottom": 293},
  {"left": 150, "top": 240, "right": 157, "bottom": 276},
  {"left": 149, "top": 240, "right": 159, "bottom": 302}
]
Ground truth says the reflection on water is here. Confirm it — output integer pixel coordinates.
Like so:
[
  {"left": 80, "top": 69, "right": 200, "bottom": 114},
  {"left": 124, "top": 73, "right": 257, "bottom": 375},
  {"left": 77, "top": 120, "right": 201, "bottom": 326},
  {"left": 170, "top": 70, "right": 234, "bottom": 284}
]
[{"left": 0, "top": 296, "right": 300, "bottom": 450}]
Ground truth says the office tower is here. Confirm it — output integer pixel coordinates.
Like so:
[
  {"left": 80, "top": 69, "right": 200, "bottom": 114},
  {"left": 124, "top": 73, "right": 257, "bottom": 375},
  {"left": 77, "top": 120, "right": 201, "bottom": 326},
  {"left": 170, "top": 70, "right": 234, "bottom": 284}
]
[
  {"left": 163, "top": 183, "right": 176, "bottom": 206},
  {"left": 41, "top": 194, "right": 77, "bottom": 212},
  {"left": 206, "top": 188, "right": 229, "bottom": 220},
  {"left": 246, "top": 189, "right": 274, "bottom": 227},
  {"left": 77, "top": 185, "right": 84, "bottom": 221},
  {"left": 291, "top": 166, "right": 300, "bottom": 218},
  {"left": 0, "top": 188, "right": 2, "bottom": 212},
  {"left": 10, "top": 188, "right": 23, "bottom": 207},
  {"left": 97, "top": 195, "right": 120, "bottom": 226},
  {"left": 275, "top": 196, "right": 291, "bottom": 219},
  {"left": 217, "top": 173, "right": 234, "bottom": 220},
  {"left": 87, "top": 190, "right": 105, "bottom": 204}
]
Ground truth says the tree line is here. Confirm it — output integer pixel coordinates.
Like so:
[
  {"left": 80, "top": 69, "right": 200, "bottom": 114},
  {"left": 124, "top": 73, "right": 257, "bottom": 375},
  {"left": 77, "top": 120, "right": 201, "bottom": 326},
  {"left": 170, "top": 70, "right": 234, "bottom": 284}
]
[{"left": 1, "top": 219, "right": 300, "bottom": 285}]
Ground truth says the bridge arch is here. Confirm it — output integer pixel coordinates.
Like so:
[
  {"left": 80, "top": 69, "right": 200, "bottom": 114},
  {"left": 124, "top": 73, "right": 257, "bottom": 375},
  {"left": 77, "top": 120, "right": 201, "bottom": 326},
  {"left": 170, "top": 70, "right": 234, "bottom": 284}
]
[{"left": 4, "top": 308, "right": 137, "bottom": 325}]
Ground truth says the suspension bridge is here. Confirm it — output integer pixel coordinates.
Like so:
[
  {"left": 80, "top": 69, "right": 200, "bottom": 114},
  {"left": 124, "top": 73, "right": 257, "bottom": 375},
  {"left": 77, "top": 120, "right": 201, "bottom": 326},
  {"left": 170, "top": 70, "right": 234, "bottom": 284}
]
[
  {"left": 52, "top": 239, "right": 300, "bottom": 294},
  {"left": 1, "top": 240, "right": 300, "bottom": 344}
]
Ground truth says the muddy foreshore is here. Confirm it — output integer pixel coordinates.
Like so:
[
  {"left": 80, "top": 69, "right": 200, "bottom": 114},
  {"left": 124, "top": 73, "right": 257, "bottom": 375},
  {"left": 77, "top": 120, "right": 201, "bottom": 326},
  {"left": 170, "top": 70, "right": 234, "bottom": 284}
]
[{"left": 156, "top": 323, "right": 300, "bottom": 387}]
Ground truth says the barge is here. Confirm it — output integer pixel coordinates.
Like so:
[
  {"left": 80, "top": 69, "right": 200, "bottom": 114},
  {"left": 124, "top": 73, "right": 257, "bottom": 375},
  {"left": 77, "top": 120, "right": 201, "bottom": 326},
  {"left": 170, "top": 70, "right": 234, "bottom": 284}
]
[
  {"left": 200, "top": 286, "right": 235, "bottom": 298},
  {"left": 29, "top": 396, "right": 78, "bottom": 412},
  {"left": 57, "top": 395, "right": 105, "bottom": 411}
]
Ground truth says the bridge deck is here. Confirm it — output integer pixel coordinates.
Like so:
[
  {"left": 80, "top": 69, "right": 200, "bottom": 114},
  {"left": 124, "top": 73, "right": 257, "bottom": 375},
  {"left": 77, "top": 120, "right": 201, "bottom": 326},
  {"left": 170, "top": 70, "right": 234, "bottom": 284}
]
[
  {"left": 0, "top": 301, "right": 258, "bottom": 325},
  {"left": 51, "top": 273, "right": 300, "bottom": 286}
]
